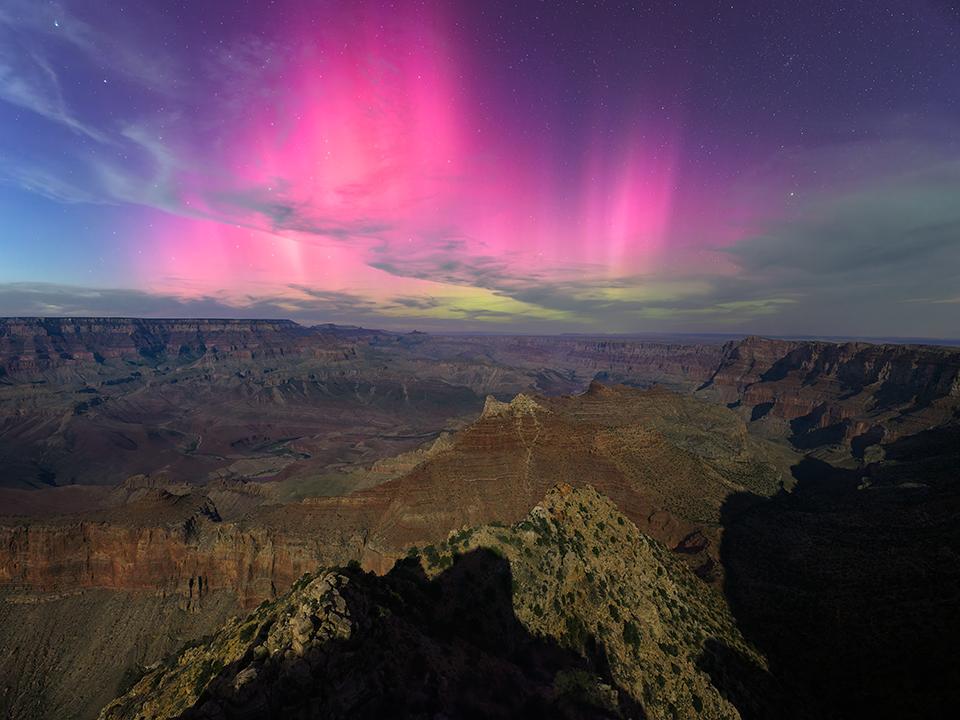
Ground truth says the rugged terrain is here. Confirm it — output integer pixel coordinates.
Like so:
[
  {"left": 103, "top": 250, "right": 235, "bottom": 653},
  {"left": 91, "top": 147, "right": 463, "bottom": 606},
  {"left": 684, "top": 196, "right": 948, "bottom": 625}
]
[
  {"left": 2, "top": 318, "right": 960, "bottom": 719},
  {"left": 0, "top": 319, "right": 486, "bottom": 502},
  {"left": 719, "top": 422, "right": 960, "bottom": 719},
  {"left": 0, "top": 383, "right": 776, "bottom": 607},
  {"left": 99, "top": 485, "right": 814, "bottom": 720},
  {"left": 4, "top": 319, "right": 959, "bottom": 501},
  {"left": 3, "top": 374, "right": 780, "bottom": 720}
]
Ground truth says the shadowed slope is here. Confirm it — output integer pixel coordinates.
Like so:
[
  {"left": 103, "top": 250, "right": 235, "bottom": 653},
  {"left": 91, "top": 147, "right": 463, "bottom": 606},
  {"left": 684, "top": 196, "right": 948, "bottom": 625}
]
[
  {"left": 719, "top": 423, "right": 960, "bottom": 719},
  {"left": 101, "top": 486, "right": 816, "bottom": 720}
]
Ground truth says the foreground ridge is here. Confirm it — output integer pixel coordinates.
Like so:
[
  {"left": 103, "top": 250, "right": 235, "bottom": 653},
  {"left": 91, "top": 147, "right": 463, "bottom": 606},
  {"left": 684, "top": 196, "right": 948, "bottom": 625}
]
[{"left": 99, "top": 485, "right": 815, "bottom": 720}]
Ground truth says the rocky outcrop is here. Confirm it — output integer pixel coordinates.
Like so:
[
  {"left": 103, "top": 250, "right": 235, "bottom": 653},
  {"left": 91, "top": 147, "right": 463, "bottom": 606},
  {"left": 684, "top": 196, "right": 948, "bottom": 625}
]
[
  {"left": 366, "top": 431, "right": 459, "bottom": 476},
  {"left": 0, "top": 385, "right": 779, "bottom": 611},
  {"left": 696, "top": 337, "right": 960, "bottom": 456},
  {"left": 99, "top": 486, "right": 811, "bottom": 720},
  {"left": 262, "top": 383, "right": 779, "bottom": 581},
  {"left": 0, "top": 489, "right": 339, "bottom": 610},
  {"left": 0, "top": 491, "right": 222, "bottom": 596},
  {"left": 415, "top": 333, "right": 960, "bottom": 458},
  {"left": 3, "top": 327, "right": 959, "bottom": 720}
]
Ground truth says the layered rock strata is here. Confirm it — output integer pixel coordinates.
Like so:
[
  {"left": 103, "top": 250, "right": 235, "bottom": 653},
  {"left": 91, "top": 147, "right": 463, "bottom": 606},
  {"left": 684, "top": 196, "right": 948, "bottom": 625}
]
[
  {"left": 694, "top": 336, "right": 960, "bottom": 458},
  {"left": 99, "top": 486, "right": 812, "bottom": 720},
  {"left": 4, "top": 320, "right": 960, "bottom": 496},
  {"left": 0, "top": 384, "right": 778, "bottom": 610}
]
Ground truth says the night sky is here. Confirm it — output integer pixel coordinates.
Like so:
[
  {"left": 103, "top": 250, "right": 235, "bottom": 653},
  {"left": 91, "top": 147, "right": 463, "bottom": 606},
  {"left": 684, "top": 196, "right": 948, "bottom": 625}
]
[{"left": 2, "top": 0, "right": 959, "bottom": 339}]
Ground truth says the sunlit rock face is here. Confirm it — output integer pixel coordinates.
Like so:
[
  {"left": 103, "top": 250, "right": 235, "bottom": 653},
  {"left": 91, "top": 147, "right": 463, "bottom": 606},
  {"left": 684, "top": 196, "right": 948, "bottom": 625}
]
[{"left": 694, "top": 336, "right": 960, "bottom": 459}]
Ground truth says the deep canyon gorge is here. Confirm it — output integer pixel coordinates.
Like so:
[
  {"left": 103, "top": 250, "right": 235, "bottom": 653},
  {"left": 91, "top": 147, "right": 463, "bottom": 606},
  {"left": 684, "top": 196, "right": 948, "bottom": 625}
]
[{"left": 1, "top": 318, "right": 959, "bottom": 719}]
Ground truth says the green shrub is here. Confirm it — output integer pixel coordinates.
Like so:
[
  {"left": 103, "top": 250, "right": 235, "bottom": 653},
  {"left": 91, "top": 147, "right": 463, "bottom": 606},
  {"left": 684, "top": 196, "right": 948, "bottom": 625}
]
[
  {"left": 422, "top": 545, "right": 440, "bottom": 566},
  {"left": 659, "top": 641, "right": 679, "bottom": 656},
  {"left": 290, "top": 572, "right": 313, "bottom": 592},
  {"left": 239, "top": 622, "right": 258, "bottom": 643},
  {"left": 192, "top": 657, "right": 225, "bottom": 697}
]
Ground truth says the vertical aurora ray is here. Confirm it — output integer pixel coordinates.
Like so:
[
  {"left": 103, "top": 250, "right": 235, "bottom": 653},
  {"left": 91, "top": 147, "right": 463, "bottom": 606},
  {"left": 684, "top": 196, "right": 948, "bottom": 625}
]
[
  {"left": 3, "top": 0, "right": 958, "bottom": 335},
  {"left": 136, "top": 1, "right": 480, "bottom": 300},
  {"left": 129, "top": 0, "right": 715, "bottom": 320}
]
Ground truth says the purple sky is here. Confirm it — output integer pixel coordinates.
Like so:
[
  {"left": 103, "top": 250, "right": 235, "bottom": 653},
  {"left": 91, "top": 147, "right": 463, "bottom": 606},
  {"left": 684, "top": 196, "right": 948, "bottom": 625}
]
[{"left": 2, "top": 0, "right": 960, "bottom": 339}]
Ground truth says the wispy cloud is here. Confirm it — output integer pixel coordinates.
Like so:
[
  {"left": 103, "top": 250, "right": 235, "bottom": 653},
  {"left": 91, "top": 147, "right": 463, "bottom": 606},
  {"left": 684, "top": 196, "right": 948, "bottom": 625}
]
[
  {"left": 0, "top": 10, "right": 107, "bottom": 142},
  {"left": 0, "top": 282, "right": 385, "bottom": 323},
  {"left": 385, "top": 295, "right": 441, "bottom": 311},
  {"left": 706, "top": 155, "right": 960, "bottom": 335},
  {"left": 350, "top": 138, "right": 960, "bottom": 336}
]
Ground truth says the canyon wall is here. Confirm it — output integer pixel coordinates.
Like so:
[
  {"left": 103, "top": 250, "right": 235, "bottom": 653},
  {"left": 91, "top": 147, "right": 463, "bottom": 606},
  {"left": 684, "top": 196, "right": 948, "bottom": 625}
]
[
  {"left": 0, "top": 318, "right": 317, "bottom": 374},
  {"left": 3, "top": 321, "right": 960, "bottom": 720},
  {"left": 3, "top": 324, "right": 960, "bottom": 607},
  {"left": 1, "top": 383, "right": 781, "bottom": 608},
  {"left": 3, "top": 323, "right": 960, "bottom": 611},
  {"left": 694, "top": 336, "right": 960, "bottom": 452}
]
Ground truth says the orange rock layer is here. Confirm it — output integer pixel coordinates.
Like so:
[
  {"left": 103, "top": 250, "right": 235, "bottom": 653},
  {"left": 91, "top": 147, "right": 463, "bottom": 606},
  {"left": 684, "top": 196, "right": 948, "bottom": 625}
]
[{"left": 1, "top": 385, "right": 764, "bottom": 606}]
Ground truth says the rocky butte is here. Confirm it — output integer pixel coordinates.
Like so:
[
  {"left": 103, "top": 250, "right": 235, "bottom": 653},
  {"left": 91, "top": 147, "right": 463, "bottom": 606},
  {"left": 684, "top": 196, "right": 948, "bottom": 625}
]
[
  {"left": 1, "top": 318, "right": 959, "bottom": 719},
  {"left": 1, "top": 383, "right": 774, "bottom": 607}
]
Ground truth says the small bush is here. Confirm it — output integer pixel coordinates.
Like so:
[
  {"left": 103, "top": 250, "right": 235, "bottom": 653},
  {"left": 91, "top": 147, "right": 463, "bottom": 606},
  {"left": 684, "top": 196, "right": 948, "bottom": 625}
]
[
  {"left": 659, "top": 641, "right": 679, "bottom": 656},
  {"left": 239, "top": 622, "right": 258, "bottom": 643},
  {"left": 290, "top": 572, "right": 314, "bottom": 593},
  {"left": 422, "top": 545, "right": 440, "bottom": 566}
]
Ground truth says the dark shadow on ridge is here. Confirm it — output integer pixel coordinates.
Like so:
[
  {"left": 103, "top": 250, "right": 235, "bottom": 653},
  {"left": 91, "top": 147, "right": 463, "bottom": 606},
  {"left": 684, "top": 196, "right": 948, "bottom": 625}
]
[
  {"left": 749, "top": 401, "right": 774, "bottom": 421},
  {"left": 788, "top": 456, "right": 860, "bottom": 498},
  {"left": 695, "top": 638, "right": 820, "bottom": 720},
  {"left": 788, "top": 417, "right": 847, "bottom": 449},
  {"left": 176, "top": 548, "right": 643, "bottom": 720}
]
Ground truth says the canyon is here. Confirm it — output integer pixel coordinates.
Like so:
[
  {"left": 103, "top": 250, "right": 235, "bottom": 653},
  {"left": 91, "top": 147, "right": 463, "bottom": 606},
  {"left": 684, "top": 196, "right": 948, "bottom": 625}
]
[{"left": 1, "top": 318, "right": 959, "bottom": 719}]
